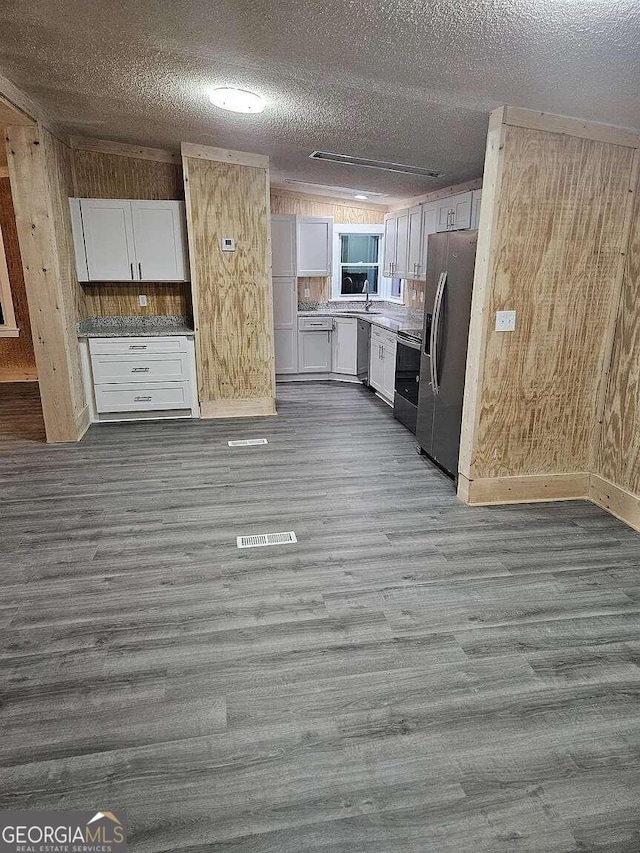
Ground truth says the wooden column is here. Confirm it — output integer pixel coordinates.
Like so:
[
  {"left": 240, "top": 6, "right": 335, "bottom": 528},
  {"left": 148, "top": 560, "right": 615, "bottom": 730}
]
[
  {"left": 6, "top": 124, "right": 88, "bottom": 442},
  {"left": 182, "top": 143, "right": 275, "bottom": 418},
  {"left": 458, "top": 107, "right": 640, "bottom": 514}
]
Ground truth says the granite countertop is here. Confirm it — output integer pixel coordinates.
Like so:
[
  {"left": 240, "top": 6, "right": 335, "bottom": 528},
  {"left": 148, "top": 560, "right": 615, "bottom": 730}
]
[
  {"left": 298, "top": 305, "right": 423, "bottom": 335},
  {"left": 77, "top": 316, "right": 195, "bottom": 338}
]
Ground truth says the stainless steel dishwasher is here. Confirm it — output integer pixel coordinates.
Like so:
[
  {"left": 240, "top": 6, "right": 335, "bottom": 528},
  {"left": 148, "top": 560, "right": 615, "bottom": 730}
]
[{"left": 357, "top": 319, "right": 371, "bottom": 384}]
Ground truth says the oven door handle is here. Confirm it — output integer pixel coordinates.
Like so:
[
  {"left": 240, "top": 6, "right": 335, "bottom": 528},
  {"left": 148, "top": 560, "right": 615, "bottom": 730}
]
[
  {"left": 430, "top": 271, "right": 447, "bottom": 394},
  {"left": 397, "top": 336, "right": 421, "bottom": 351}
]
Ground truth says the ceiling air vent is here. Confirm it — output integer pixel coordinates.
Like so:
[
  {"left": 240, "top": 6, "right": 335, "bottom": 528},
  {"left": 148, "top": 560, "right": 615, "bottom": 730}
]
[
  {"left": 228, "top": 438, "right": 269, "bottom": 446},
  {"left": 309, "top": 151, "right": 445, "bottom": 179}
]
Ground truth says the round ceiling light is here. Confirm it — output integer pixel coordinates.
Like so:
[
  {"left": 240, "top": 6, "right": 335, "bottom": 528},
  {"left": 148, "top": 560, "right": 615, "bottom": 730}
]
[{"left": 209, "top": 87, "right": 265, "bottom": 114}]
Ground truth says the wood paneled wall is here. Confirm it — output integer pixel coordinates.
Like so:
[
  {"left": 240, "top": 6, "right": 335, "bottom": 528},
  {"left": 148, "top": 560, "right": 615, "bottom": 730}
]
[
  {"left": 459, "top": 107, "right": 639, "bottom": 524},
  {"left": 6, "top": 125, "right": 88, "bottom": 442},
  {"left": 184, "top": 147, "right": 275, "bottom": 418},
  {"left": 271, "top": 190, "right": 385, "bottom": 305},
  {"left": 0, "top": 176, "right": 36, "bottom": 380},
  {"left": 593, "top": 176, "right": 640, "bottom": 528},
  {"left": 73, "top": 149, "right": 183, "bottom": 200},
  {"left": 70, "top": 141, "right": 190, "bottom": 319},
  {"left": 82, "top": 283, "right": 191, "bottom": 318}
]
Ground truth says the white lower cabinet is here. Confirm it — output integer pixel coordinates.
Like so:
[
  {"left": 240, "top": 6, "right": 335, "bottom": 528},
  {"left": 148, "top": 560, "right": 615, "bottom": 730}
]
[
  {"left": 369, "top": 326, "right": 397, "bottom": 404},
  {"left": 331, "top": 317, "right": 358, "bottom": 375},
  {"left": 82, "top": 335, "right": 199, "bottom": 421},
  {"left": 298, "top": 330, "right": 332, "bottom": 372}
]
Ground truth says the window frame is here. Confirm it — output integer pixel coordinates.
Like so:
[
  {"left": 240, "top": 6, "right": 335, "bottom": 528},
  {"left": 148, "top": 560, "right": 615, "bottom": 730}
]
[
  {"left": 332, "top": 224, "right": 403, "bottom": 304},
  {"left": 0, "top": 224, "right": 19, "bottom": 338}
]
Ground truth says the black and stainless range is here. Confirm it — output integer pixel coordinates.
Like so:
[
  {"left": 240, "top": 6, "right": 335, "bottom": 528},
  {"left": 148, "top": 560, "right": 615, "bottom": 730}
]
[{"left": 393, "top": 327, "right": 423, "bottom": 434}]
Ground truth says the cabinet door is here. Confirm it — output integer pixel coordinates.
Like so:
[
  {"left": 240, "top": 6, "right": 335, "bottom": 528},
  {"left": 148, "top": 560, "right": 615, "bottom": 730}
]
[
  {"left": 273, "top": 277, "right": 297, "bottom": 374},
  {"left": 131, "top": 201, "right": 188, "bottom": 281},
  {"left": 407, "top": 205, "right": 423, "bottom": 280},
  {"left": 369, "top": 329, "right": 385, "bottom": 391},
  {"left": 450, "top": 192, "right": 473, "bottom": 230},
  {"left": 271, "top": 215, "right": 296, "bottom": 277},
  {"left": 436, "top": 200, "right": 452, "bottom": 232},
  {"left": 298, "top": 331, "right": 332, "bottom": 372},
  {"left": 331, "top": 317, "right": 358, "bottom": 375},
  {"left": 81, "top": 199, "right": 135, "bottom": 281},
  {"left": 419, "top": 203, "right": 438, "bottom": 280},
  {"left": 394, "top": 209, "right": 410, "bottom": 278},
  {"left": 297, "top": 217, "right": 333, "bottom": 276},
  {"left": 382, "top": 336, "right": 397, "bottom": 402},
  {"left": 383, "top": 214, "right": 397, "bottom": 277}
]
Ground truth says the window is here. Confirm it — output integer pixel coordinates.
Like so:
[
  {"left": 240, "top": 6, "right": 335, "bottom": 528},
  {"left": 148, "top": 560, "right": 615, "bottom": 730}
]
[
  {"left": 332, "top": 224, "right": 403, "bottom": 303},
  {"left": 339, "top": 233, "right": 380, "bottom": 296},
  {"left": 0, "top": 225, "right": 19, "bottom": 338}
]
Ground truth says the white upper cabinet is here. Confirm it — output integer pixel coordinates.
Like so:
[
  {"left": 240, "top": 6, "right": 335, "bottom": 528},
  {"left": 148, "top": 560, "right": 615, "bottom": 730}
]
[
  {"left": 394, "top": 209, "right": 410, "bottom": 279},
  {"left": 271, "top": 214, "right": 297, "bottom": 277},
  {"left": 406, "top": 205, "right": 424, "bottom": 280},
  {"left": 297, "top": 216, "right": 333, "bottom": 276},
  {"left": 436, "top": 191, "right": 473, "bottom": 232},
  {"left": 79, "top": 199, "right": 136, "bottom": 282},
  {"left": 70, "top": 198, "right": 189, "bottom": 282},
  {"left": 383, "top": 213, "right": 398, "bottom": 277},
  {"left": 383, "top": 209, "right": 410, "bottom": 278},
  {"left": 131, "top": 201, "right": 188, "bottom": 282}
]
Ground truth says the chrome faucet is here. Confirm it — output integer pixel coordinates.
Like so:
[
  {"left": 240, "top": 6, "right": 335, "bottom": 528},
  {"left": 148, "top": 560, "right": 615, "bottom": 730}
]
[{"left": 364, "top": 283, "right": 372, "bottom": 312}]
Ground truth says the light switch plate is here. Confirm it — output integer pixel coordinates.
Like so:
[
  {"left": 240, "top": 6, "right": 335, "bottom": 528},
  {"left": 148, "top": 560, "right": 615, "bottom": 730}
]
[
  {"left": 138, "top": 294, "right": 148, "bottom": 307},
  {"left": 304, "top": 288, "right": 310, "bottom": 298},
  {"left": 495, "top": 310, "right": 516, "bottom": 332},
  {"left": 221, "top": 237, "right": 236, "bottom": 252}
]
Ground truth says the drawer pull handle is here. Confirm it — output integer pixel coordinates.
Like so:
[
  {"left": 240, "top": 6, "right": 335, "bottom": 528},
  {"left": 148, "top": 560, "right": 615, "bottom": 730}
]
[
  {"left": 129, "top": 345, "right": 147, "bottom": 349},
  {"left": 134, "top": 396, "right": 152, "bottom": 402},
  {"left": 131, "top": 367, "right": 150, "bottom": 372}
]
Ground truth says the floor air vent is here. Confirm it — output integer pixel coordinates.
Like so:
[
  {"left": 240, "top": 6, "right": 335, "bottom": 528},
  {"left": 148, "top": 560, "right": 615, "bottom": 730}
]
[
  {"left": 228, "top": 438, "right": 268, "bottom": 447},
  {"left": 237, "top": 531, "right": 297, "bottom": 549}
]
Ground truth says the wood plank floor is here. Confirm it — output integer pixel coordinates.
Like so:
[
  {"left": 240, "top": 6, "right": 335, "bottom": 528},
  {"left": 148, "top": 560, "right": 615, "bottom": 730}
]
[{"left": 1, "top": 380, "right": 639, "bottom": 852}]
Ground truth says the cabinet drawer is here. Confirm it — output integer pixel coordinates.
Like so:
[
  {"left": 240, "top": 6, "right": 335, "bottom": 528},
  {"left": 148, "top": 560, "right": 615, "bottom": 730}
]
[
  {"left": 383, "top": 330, "right": 397, "bottom": 349},
  {"left": 91, "top": 352, "right": 188, "bottom": 383},
  {"left": 298, "top": 316, "right": 333, "bottom": 331},
  {"left": 89, "top": 336, "right": 189, "bottom": 355},
  {"left": 94, "top": 381, "right": 191, "bottom": 413}
]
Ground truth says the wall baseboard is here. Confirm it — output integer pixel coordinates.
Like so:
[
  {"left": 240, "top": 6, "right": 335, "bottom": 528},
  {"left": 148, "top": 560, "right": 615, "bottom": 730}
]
[
  {"left": 200, "top": 397, "right": 277, "bottom": 419},
  {"left": 589, "top": 474, "right": 640, "bottom": 533},
  {"left": 458, "top": 472, "right": 590, "bottom": 505}
]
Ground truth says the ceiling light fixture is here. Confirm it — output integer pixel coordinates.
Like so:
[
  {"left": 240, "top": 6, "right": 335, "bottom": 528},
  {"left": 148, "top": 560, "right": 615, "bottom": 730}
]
[
  {"left": 309, "top": 150, "right": 444, "bottom": 179},
  {"left": 354, "top": 194, "right": 368, "bottom": 200},
  {"left": 209, "top": 87, "right": 265, "bottom": 114}
]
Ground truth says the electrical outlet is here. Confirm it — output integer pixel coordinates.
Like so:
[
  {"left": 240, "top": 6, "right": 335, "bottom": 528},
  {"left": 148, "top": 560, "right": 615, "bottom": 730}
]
[
  {"left": 221, "top": 237, "right": 236, "bottom": 252},
  {"left": 138, "top": 294, "right": 148, "bottom": 307},
  {"left": 304, "top": 288, "right": 310, "bottom": 298},
  {"left": 412, "top": 289, "right": 417, "bottom": 300},
  {"left": 495, "top": 310, "right": 516, "bottom": 332}
]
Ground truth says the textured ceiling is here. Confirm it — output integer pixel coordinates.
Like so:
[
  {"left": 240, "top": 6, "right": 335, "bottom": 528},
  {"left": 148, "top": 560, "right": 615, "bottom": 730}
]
[{"left": 1, "top": 0, "right": 639, "bottom": 198}]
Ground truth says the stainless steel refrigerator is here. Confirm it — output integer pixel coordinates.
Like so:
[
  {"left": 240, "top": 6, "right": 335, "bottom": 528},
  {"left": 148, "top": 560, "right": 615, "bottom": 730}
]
[{"left": 416, "top": 230, "right": 477, "bottom": 479}]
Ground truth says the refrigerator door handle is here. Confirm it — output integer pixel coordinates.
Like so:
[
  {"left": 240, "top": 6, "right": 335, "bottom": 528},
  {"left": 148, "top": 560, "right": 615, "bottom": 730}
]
[
  {"left": 430, "top": 270, "right": 447, "bottom": 395},
  {"left": 429, "top": 272, "right": 444, "bottom": 389}
]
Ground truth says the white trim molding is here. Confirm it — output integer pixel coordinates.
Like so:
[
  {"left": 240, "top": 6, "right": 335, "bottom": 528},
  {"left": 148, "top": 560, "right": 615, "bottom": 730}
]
[{"left": 332, "top": 223, "right": 403, "bottom": 303}]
